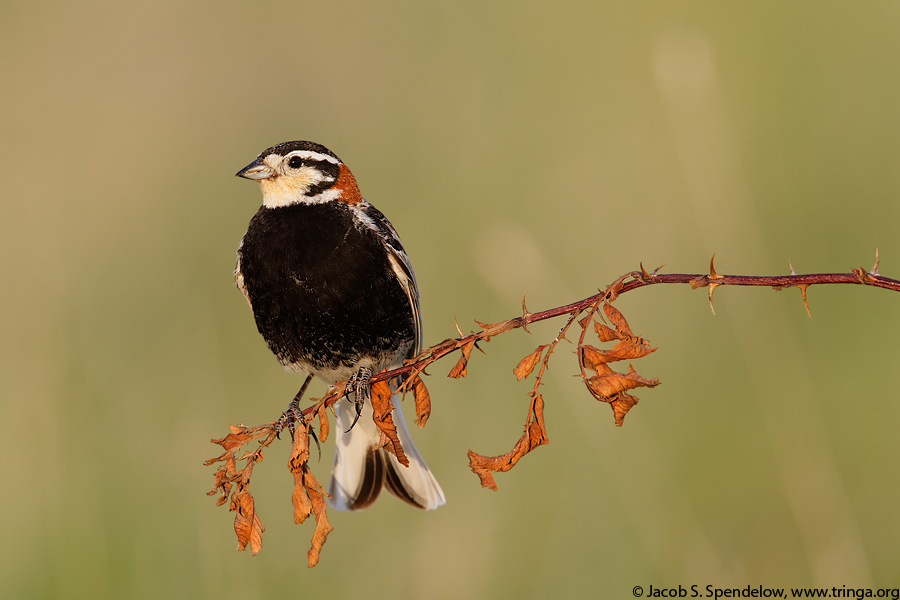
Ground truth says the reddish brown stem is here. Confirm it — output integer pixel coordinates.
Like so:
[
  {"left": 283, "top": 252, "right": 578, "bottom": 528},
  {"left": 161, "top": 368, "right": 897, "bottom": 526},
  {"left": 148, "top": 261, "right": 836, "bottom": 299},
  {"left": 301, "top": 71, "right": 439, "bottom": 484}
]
[{"left": 300, "top": 266, "right": 899, "bottom": 417}]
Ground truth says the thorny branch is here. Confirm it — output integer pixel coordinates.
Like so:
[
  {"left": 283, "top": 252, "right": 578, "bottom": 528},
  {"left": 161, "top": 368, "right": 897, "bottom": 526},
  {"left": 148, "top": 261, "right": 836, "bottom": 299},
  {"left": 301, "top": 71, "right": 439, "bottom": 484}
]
[{"left": 206, "top": 253, "right": 899, "bottom": 566}]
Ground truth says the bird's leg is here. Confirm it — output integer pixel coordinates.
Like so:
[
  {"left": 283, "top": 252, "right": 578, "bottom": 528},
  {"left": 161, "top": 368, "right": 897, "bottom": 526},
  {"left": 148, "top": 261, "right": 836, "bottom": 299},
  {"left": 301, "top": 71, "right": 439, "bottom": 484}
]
[
  {"left": 275, "top": 373, "right": 313, "bottom": 437},
  {"left": 344, "top": 365, "right": 374, "bottom": 433}
]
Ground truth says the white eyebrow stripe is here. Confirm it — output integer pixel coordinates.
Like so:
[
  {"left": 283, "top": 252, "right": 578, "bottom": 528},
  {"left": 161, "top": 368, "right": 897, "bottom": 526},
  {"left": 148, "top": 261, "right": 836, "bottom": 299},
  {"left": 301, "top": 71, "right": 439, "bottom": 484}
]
[{"left": 283, "top": 150, "right": 342, "bottom": 165}]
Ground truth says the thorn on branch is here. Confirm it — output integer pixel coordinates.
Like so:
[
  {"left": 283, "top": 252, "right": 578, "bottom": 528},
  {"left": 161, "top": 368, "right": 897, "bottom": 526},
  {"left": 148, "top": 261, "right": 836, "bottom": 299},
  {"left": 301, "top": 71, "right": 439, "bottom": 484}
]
[
  {"left": 709, "top": 253, "right": 722, "bottom": 280},
  {"left": 521, "top": 293, "right": 532, "bottom": 333},
  {"left": 453, "top": 316, "right": 463, "bottom": 338},
  {"left": 798, "top": 284, "right": 812, "bottom": 318}
]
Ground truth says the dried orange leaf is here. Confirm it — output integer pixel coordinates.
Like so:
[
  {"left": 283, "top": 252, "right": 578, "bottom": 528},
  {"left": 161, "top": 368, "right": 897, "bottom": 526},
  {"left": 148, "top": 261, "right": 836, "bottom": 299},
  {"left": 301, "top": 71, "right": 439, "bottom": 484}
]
[
  {"left": 412, "top": 376, "right": 431, "bottom": 428},
  {"left": 580, "top": 345, "right": 606, "bottom": 371},
  {"left": 513, "top": 344, "right": 546, "bottom": 381},
  {"left": 206, "top": 466, "right": 232, "bottom": 505},
  {"left": 370, "top": 379, "right": 409, "bottom": 467},
  {"left": 607, "top": 392, "right": 639, "bottom": 426},
  {"left": 587, "top": 364, "right": 660, "bottom": 398},
  {"left": 209, "top": 424, "right": 274, "bottom": 456},
  {"left": 232, "top": 491, "right": 264, "bottom": 555},
  {"left": 292, "top": 474, "right": 313, "bottom": 525},
  {"left": 467, "top": 393, "right": 549, "bottom": 491},
  {"left": 593, "top": 320, "right": 621, "bottom": 342},
  {"left": 317, "top": 402, "right": 330, "bottom": 442},
  {"left": 603, "top": 302, "right": 634, "bottom": 338},
  {"left": 526, "top": 393, "right": 549, "bottom": 449},
  {"left": 211, "top": 430, "right": 253, "bottom": 453},
  {"left": 582, "top": 339, "right": 657, "bottom": 370},
  {"left": 289, "top": 425, "right": 312, "bottom": 524},
  {"left": 304, "top": 471, "right": 333, "bottom": 568},
  {"left": 448, "top": 340, "right": 475, "bottom": 379},
  {"left": 609, "top": 338, "right": 657, "bottom": 361},
  {"left": 286, "top": 423, "right": 333, "bottom": 567}
]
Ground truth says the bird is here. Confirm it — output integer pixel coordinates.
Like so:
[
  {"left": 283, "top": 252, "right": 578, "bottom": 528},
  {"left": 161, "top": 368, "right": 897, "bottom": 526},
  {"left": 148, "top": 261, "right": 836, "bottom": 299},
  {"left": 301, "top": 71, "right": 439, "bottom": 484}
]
[{"left": 234, "top": 140, "right": 445, "bottom": 511}]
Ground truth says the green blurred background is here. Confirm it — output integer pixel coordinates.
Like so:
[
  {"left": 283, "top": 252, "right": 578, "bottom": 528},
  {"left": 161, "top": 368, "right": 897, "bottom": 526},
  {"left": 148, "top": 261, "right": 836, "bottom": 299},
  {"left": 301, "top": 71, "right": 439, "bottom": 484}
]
[{"left": 3, "top": 1, "right": 900, "bottom": 598}]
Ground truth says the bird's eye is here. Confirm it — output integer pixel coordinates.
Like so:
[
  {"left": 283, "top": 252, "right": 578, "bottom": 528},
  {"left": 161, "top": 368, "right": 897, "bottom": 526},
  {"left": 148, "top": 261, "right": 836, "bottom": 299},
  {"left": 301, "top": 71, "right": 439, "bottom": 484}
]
[{"left": 288, "top": 156, "right": 303, "bottom": 169}]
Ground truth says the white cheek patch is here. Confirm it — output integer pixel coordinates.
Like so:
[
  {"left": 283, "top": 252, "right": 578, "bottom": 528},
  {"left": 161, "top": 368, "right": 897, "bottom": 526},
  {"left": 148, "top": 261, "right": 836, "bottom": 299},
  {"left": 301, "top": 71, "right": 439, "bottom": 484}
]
[{"left": 259, "top": 164, "right": 338, "bottom": 208}]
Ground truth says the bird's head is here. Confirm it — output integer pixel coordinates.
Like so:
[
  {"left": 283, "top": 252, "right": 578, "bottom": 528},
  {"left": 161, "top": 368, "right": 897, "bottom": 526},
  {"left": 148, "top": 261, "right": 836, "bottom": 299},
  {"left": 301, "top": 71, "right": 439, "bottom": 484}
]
[{"left": 236, "top": 141, "right": 362, "bottom": 208}]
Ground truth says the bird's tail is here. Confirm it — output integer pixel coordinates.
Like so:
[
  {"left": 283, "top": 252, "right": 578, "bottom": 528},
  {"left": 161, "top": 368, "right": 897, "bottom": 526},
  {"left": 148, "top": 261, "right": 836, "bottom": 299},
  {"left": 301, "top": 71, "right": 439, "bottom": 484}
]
[{"left": 327, "top": 388, "right": 445, "bottom": 511}]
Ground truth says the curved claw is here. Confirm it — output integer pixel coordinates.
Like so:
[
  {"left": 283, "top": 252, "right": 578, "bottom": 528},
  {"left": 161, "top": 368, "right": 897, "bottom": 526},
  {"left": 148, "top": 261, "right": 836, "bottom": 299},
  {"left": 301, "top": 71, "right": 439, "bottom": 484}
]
[
  {"left": 345, "top": 405, "right": 363, "bottom": 434},
  {"left": 309, "top": 426, "right": 321, "bottom": 461}
]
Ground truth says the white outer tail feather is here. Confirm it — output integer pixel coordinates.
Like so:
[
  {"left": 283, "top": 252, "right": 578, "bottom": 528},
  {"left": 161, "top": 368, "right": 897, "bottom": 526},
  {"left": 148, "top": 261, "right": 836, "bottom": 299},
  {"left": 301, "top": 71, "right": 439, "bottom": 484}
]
[{"left": 328, "top": 390, "right": 446, "bottom": 511}]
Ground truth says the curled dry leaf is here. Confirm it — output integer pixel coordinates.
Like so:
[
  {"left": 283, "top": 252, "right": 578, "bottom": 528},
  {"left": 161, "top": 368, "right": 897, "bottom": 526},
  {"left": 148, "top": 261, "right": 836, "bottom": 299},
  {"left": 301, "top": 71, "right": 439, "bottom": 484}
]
[
  {"left": 579, "top": 345, "right": 606, "bottom": 372},
  {"left": 370, "top": 379, "right": 409, "bottom": 467},
  {"left": 580, "top": 340, "right": 657, "bottom": 371},
  {"left": 593, "top": 320, "right": 620, "bottom": 342},
  {"left": 303, "top": 473, "right": 333, "bottom": 568},
  {"left": 586, "top": 364, "right": 660, "bottom": 398},
  {"left": 205, "top": 422, "right": 282, "bottom": 557},
  {"left": 513, "top": 344, "right": 547, "bottom": 381},
  {"left": 602, "top": 302, "right": 634, "bottom": 338},
  {"left": 206, "top": 452, "right": 237, "bottom": 506},
  {"left": 467, "top": 393, "right": 549, "bottom": 491},
  {"left": 207, "top": 424, "right": 270, "bottom": 458},
  {"left": 289, "top": 425, "right": 312, "bottom": 524},
  {"left": 288, "top": 423, "right": 333, "bottom": 568},
  {"left": 316, "top": 402, "right": 329, "bottom": 442},
  {"left": 607, "top": 392, "right": 639, "bottom": 427},
  {"left": 609, "top": 338, "right": 657, "bottom": 362},
  {"left": 412, "top": 376, "right": 431, "bottom": 428},
  {"left": 448, "top": 340, "right": 476, "bottom": 378},
  {"left": 232, "top": 490, "right": 264, "bottom": 555},
  {"left": 577, "top": 300, "right": 660, "bottom": 426}
]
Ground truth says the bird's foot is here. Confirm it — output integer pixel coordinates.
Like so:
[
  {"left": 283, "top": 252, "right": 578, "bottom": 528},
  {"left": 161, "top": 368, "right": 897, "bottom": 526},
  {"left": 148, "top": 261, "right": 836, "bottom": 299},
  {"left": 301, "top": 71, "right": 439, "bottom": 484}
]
[
  {"left": 275, "top": 374, "right": 313, "bottom": 438},
  {"left": 344, "top": 365, "right": 374, "bottom": 433}
]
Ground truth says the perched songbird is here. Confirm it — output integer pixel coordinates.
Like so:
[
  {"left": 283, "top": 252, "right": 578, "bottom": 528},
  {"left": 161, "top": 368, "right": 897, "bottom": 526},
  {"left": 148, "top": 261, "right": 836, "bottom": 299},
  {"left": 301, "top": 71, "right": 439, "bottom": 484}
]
[{"left": 234, "top": 141, "right": 445, "bottom": 511}]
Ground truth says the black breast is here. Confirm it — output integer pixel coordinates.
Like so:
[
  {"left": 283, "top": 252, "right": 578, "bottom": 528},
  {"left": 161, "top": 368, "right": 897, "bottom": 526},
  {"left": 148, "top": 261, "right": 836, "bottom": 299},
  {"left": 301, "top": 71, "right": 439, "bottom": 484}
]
[{"left": 237, "top": 202, "right": 416, "bottom": 372}]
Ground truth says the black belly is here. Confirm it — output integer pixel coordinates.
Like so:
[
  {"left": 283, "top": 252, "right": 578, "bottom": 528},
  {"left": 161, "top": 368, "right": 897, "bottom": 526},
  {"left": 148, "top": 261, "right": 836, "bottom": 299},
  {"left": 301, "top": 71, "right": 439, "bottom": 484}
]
[{"left": 237, "top": 202, "right": 416, "bottom": 371}]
